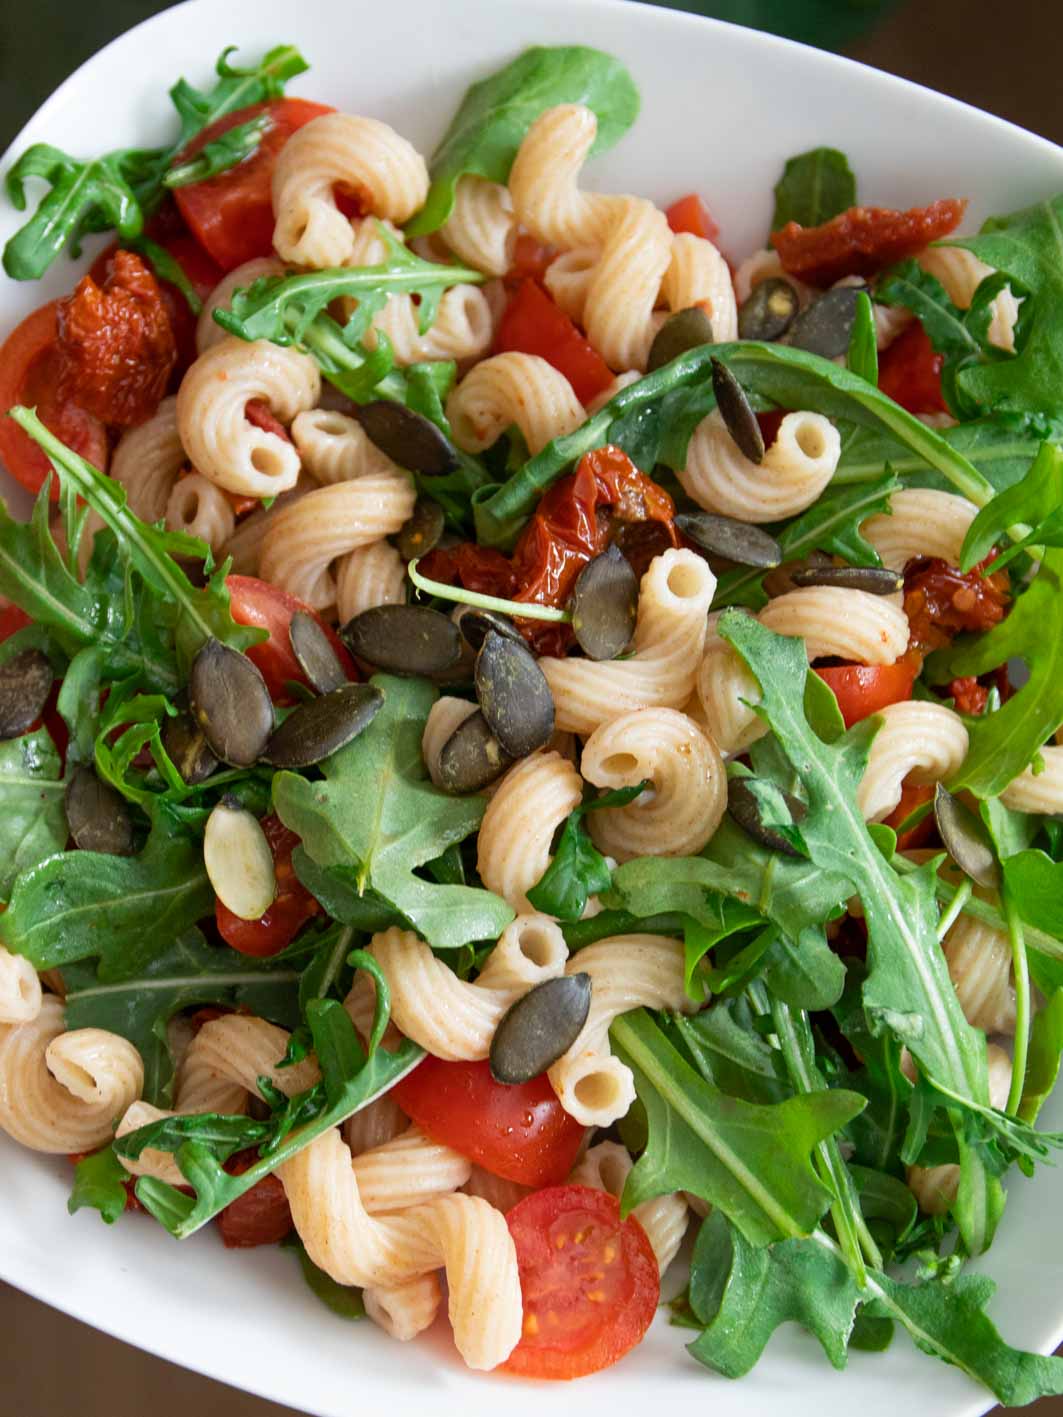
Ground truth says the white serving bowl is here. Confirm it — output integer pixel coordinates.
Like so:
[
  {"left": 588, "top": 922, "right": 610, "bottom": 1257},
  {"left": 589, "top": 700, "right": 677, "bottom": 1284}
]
[{"left": 1, "top": 2, "right": 1061, "bottom": 1413}]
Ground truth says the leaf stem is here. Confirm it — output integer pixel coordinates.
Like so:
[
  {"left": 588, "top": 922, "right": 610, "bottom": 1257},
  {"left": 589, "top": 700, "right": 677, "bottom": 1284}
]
[
  {"left": 1004, "top": 889, "right": 1031, "bottom": 1116},
  {"left": 407, "top": 557, "right": 572, "bottom": 622},
  {"left": 936, "top": 877, "right": 973, "bottom": 940},
  {"left": 893, "top": 853, "right": 1063, "bottom": 958}
]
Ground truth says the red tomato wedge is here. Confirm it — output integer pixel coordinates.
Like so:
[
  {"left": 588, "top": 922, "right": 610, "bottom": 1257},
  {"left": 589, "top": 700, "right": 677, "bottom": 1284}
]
[
  {"left": 175, "top": 98, "right": 334, "bottom": 271},
  {"left": 666, "top": 193, "right": 720, "bottom": 244},
  {"left": 216, "top": 1151, "right": 293, "bottom": 1247},
  {"left": 390, "top": 1058, "right": 585, "bottom": 1187},
  {"left": 877, "top": 321, "right": 947, "bottom": 416},
  {"left": 884, "top": 780, "right": 937, "bottom": 852},
  {"left": 225, "top": 574, "right": 356, "bottom": 704},
  {"left": 215, "top": 814, "right": 319, "bottom": 957},
  {"left": 814, "top": 655, "right": 919, "bottom": 729},
  {"left": 494, "top": 278, "right": 614, "bottom": 406},
  {"left": 503, "top": 1186, "right": 659, "bottom": 1379},
  {"left": 0, "top": 301, "right": 109, "bottom": 498}
]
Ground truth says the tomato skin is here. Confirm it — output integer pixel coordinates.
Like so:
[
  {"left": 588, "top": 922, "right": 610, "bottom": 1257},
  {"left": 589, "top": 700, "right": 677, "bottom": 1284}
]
[
  {"left": 494, "top": 278, "right": 614, "bottom": 406},
  {"left": 772, "top": 198, "right": 967, "bottom": 285},
  {"left": 215, "top": 814, "right": 319, "bottom": 957},
  {"left": 503, "top": 1185, "right": 659, "bottom": 1379},
  {"left": 391, "top": 1058, "right": 585, "bottom": 1187},
  {"left": 216, "top": 1150, "right": 293, "bottom": 1248},
  {"left": 175, "top": 99, "right": 334, "bottom": 271},
  {"left": 506, "top": 233, "right": 555, "bottom": 285},
  {"left": 225, "top": 574, "right": 356, "bottom": 704},
  {"left": 0, "top": 301, "right": 109, "bottom": 498},
  {"left": 814, "top": 655, "right": 919, "bottom": 728},
  {"left": 903, "top": 554, "right": 1009, "bottom": 654},
  {"left": 884, "top": 780, "right": 937, "bottom": 851},
  {"left": 877, "top": 321, "right": 947, "bottom": 416},
  {"left": 666, "top": 193, "right": 720, "bottom": 244}
]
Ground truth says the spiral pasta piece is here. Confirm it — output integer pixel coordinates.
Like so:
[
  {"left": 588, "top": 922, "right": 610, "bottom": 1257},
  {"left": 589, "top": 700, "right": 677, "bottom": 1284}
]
[
  {"left": 477, "top": 752, "right": 583, "bottom": 913},
  {"left": 907, "top": 1044, "right": 1011, "bottom": 1214},
  {"left": 364, "top": 1275, "right": 443, "bottom": 1343},
  {"left": 196, "top": 257, "right": 284, "bottom": 354},
  {"left": 661, "top": 232, "right": 738, "bottom": 342},
  {"left": 861, "top": 488, "right": 977, "bottom": 570},
  {"left": 462, "top": 1165, "right": 531, "bottom": 1213},
  {"left": 917, "top": 245, "right": 1020, "bottom": 352},
  {"left": 582, "top": 197, "right": 673, "bottom": 371},
  {"left": 220, "top": 480, "right": 312, "bottom": 576},
  {"left": 176, "top": 337, "right": 320, "bottom": 498},
  {"left": 943, "top": 913, "right": 1016, "bottom": 1036},
  {"left": 446, "top": 352, "right": 586, "bottom": 455},
  {"left": 0, "top": 947, "right": 41, "bottom": 1024},
  {"left": 541, "top": 549, "right": 715, "bottom": 735},
  {"left": 109, "top": 395, "right": 186, "bottom": 523},
  {"left": 856, "top": 701, "right": 969, "bottom": 822},
  {"left": 508, "top": 104, "right": 614, "bottom": 249},
  {"left": 680, "top": 409, "right": 840, "bottom": 523},
  {"left": 581, "top": 708, "right": 727, "bottom": 862},
  {"left": 165, "top": 473, "right": 235, "bottom": 554},
  {"left": 441, "top": 175, "right": 517, "bottom": 276},
  {"left": 291, "top": 408, "right": 402, "bottom": 485},
  {"left": 570, "top": 1140, "right": 688, "bottom": 1274},
  {"left": 334, "top": 540, "right": 408, "bottom": 624},
  {"left": 421, "top": 696, "right": 478, "bottom": 788},
  {"left": 1001, "top": 746, "right": 1063, "bottom": 814},
  {"left": 544, "top": 246, "right": 599, "bottom": 322},
  {"left": 352, "top": 1123, "right": 472, "bottom": 1213}
]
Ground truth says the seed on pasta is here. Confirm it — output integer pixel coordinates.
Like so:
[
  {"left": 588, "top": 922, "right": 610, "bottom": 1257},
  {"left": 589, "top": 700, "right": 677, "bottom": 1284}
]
[
  {"left": 675, "top": 512, "right": 781, "bottom": 568},
  {"left": 64, "top": 766, "right": 135, "bottom": 856},
  {"left": 396, "top": 497, "right": 446, "bottom": 561},
  {"left": 711, "top": 357, "right": 765, "bottom": 464},
  {"left": 737, "top": 277, "right": 799, "bottom": 342},
  {"left": 341, "top": 604, "right": 463, "bottom": 676},
  {"left": 0, "top": 648, "right": 52, "bottom": 740},
  {"left": 161, "top": 695, "right": 219, "bottom": 785},
  {"left": 727, "top": 775, "right": 807, "bottom": 858},
  {"left": 570, "top": 545, "right": 638, "bottom": 661},
  {"left": 437, "top": 708, "right": 513, "bottom": 793},
  {"left": 790, "top": 565, "right": 904, "bottom": 595},
  {"left": 289, "top": 612, "right": 349, "bottom": 695},
  {"left": 646, "top": 306, "right": 715, "bottom": 373},
  {"left": 190, "top": 638, "right": 275, "bottom": 768},
  {"left": 475, "top": 630, "right": 555, "bottom": 758},
  {"left": 352, "top": 400, "right": 458, "bottom": 476},
  {"left": 203, "top": 799, "right": 276, "bottom": 920},
  {"left": 934, "top": 783, "right": 1000, "bottom": 889},
  {"left": 455, "top": 605, "right": 524, "bottom": 652},
  {"left": 784, "top": 285, "right": 863, "bottom": 358},
  {"left": 261, "top": 682, "right": 385, "bottom": 768},
  {"left": 490, "top": 973, "right": 593, "bottom": 1084}
]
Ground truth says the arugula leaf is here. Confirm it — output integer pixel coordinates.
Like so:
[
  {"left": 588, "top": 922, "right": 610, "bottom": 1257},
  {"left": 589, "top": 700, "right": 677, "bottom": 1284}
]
[
  {"left": 1002, "top": 849, "right": 1063, "bottom": 938},
  {"left": 406, "top": 46, "right": 639, "bottom": 236},
  {"left": 273, "top": 675, "right": 513, "bottom": 949},
  {"left": 67, "top": 1145, "right": 130, "bottom": 1225},
  {"left": 0, "top": 728, "right": 66, "bottom": 902},
  {"left": 612, "top": 1009, "right": 865, "bottom": 1246},
  {"left": 771, "top": 147, "right": 856, "bottom": 231},
  {"left": 60, "top": 928, "right": 307, "bottom": 1106},
  {"left": 130, "top": 235, "right": 204, "bottom": 315},
  {"left": 831, "top": 966, "right": 913, "bottom": 1174},
  {"left": 283, "top": 1235, "right": 365, "bottom": 1320},
  {"left": 760, "top": 928, "right": 847, "bottom": 1011},
  {"left": 960, "top": 438, "right": 1063, "bottom": 572},
  {"left": 163, "top": 113, "right": 270, "bottom": 189},
  {"left": 847, "top": 291, "right": 879, "bottom": 385},
  {"left": 526, "top": 781, "right": 647, "bottom": 922},
  {"left": 561, "top": 908, "right": 686, "bottom": 951},
  {"left": 671, "top": 1000, "right": 790, "bottom": 1105},
  {"left": 1019, "top": 990, "right": 1063, "bottom": 1125}
]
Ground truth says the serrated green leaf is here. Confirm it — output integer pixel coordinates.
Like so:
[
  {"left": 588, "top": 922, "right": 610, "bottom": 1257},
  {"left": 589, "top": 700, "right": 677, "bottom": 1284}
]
[
  {"left": 960, "top": 439, "right": 1063, "bottom": 572},
  {"left": 0, "top": 728, "right": 66, "bottom": 902},
  {"left": 771, "top": 147, "right": 856, "bottom": 232},
  {"left": 67, "top": 1145, "right": 130, "bottom": 1226}
]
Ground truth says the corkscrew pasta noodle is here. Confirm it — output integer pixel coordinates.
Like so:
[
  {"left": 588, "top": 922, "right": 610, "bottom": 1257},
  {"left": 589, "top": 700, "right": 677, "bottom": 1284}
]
[
  {"left": 108, "top": 395, "right": 186, "bottom": 524},
  {"left": 446, "top": 351, "right": 586, "bottom": 455},
  {"left": 570, "top": 1140, "right": 689, "bottom": 1274},
  {"left": 334, "top": 540, "right": 408, "bottom": 623},
  {"left": 856, "top": 701, "right": 970, "bottom": 822},
  {"left": 679, "top": 409, "right": 841, "bottom": 523},
  {"left": 861, "top": 488, "right": 978, "bottom": 570},
  {"left": 0, "top": 947, "right": 41, "bottom": 1025},
  {"left": 196, "top": 257, "right": 285, "bottom": 354},
  {"left": 441, "top": 175, "right": 517, "bottom": 277},
  {"left": 476, "top": 752, "right": 583, "bottom": 912}
]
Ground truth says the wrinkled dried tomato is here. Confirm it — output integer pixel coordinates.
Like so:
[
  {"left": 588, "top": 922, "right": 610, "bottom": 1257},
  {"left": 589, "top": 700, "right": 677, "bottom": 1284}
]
[
  {"left": 771, "top": 198, "right": 967, "bottom": 286},
  {"left": 216, "top": 1149, "right": 293, "bottom": 1248},
  {"left": 948, "top": 676, "right": 989, "bottom": 715},
  {"left": 56, "top": 249, "right": 177, "bottom": 426},
  {"left": 903, "top": 554, "right": 1009, "bottom": 653}
]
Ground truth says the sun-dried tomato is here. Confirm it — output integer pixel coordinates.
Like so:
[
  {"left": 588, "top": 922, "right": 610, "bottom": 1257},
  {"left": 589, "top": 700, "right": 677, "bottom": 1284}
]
[
  {"left": 948, "top": 676, "right": 989, "bottom": 715},
  {"left": 903, "top": 554, "right": 1010, "bottom": 653},
  {"left": 56, "top": 249, "right": 177, "bottom": 426},
  {"left": 771, "top": 198, "right": 967, "bottom": 286},
  {"left": 245, "top": 397, "right": 292, "bottom": 443},
  {"left": 216, "top": 1149, "right": 293, "bottom": 1248}
]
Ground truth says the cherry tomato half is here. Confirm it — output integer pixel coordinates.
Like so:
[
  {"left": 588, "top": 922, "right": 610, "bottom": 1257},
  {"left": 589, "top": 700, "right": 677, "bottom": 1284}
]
[
  {"left": 390, "top": 1058, "right": 585, "bottom": 1187},
  {"left": 884, "top": 780, "right": 937, "bottom": 852},
  {"left": 814, "top": 655, "right": 919, "bottom": 729},
  {"left": 665, "top": 192, "right": 720, "bottom": 244},
  {"left": 877, "top": 321, "right": 947, "bottom": 416},
  {"left": 494, "top": 278, "right": 614, "bottom": 406},
  {"left": 215, "top": 814, "right": 319, "bottom": 957},
  {"left": 225, "top": 574, "right": 356, "bottom": 705},
  {"left": 503, "top": 1185, "right": 659, "bottom": 1379}
]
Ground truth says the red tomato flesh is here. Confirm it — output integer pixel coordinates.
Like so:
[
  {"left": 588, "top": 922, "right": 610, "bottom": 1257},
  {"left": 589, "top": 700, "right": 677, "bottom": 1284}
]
[
  {"left": 666, "top": 193, "right": 720, "bottom": 244},
  {"left": 771, "top": 198, "right": 967, "bottom": 286},
  {"left": 884, "top": 780, "right": 937, "bottom": 851},
  {"left": 215, "top": 814, "right": 319, "bottom": 957},
  {"left": 175, "top": 98, "right": 334, "bottom": 271},
  {"left": 494, "top": 278, "right": 614, "bottom": 405},
  {"left": 225, "top": 574, "right": 356, "bottom": 704},
  {"left": 877, "top": 321, "right": 947, "bottom": 416},
  {"left": 390, "top": 1058, "right": 585, "bottom": 1187},
  {"left": 216, "top": 1150, "right": 293, "bottom": 1247},
  {"left": 503, "top": 1185, "right": 659, "bottom": 1379},
  {"left": 814, "top": 655, "right": 919, "bottom": 728}
]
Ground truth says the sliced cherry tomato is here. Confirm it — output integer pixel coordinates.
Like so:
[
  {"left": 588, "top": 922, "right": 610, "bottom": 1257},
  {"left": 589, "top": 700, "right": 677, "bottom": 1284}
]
[
  {"left": 877, "top": 321, "right": 947, "bottom": 416},
  {"left": 0, "top": 604, "right": 32, "bottom": 641},
  {"left": 771, "top": 198, "right": 967, "bottom": 286},
  {"left": 391, "top": 1058, "right": 585, "bottom": 1187},
  {"left": 225, "top": 573, "right": 356, "bottom": 704},
  {"left": 756, "top": 409, "right": 786, "bottom": 447},
  {"left": 494, "top": 278, "right": 614, "bottom": 406},
  {"left": 814, "top": 654, "right": 919, "bottom": 728},
  {"left": 216, "top": 1149, "right": 293, "bottom": 1247},
  {"left": 502, "top": 1185, "right": 659, "bottom": 1379},
  {"left": 175, "top": 98, "right": 334, "bottom": 271},
  {"left": 215, "top": 814, "right": 320, "bottom": 957},
  {"left": 506, "top": 233, "right": 556, "bottom": 286},
  {"left": 884, "top": 780, "right": 937, "bottom": 851},
  {"left": 0, "top": 301, "right": 109, "bottom": 498},
  {"left": 666, "top": 193, "right": 720, "bottom": 243},
  {"left": 903, "top": 555, "right": 1009, "bottom": 654}
]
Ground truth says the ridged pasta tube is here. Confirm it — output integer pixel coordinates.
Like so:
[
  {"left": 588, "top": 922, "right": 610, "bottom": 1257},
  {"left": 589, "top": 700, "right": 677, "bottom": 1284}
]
[
  {"left": 421, "top": 696, "right": 479, "bottom": 788},
  {"left": 0, "top": 948, "right": 41, "bottom": 1024},
  {"left": 364, "top": 1275, "right": 443, "bottom": 1343},
  {"left": 176, "top": 337, "right": 321, "bottom": 498},
  {"left": 917, "top": 246, "right": 1019, "bottom": 352},
  {"left": 441, "top": 176, "right": 517, "bottom": 276},
  {"left": 462, "top": 1165, "right": 531, "bottom": 1213},
  {"left": 908, "top": 1044, "right": 1011, "bottom": 1214},
  {"left": 165, "top": 473, "right": 235, "bottom": 555},
  {"left": 0, "top": 997, "right": 143, "bottom": 1153},
  {"left": 943, "top": 913, "right": 1016, "bottom": 1036},
  {"left": 258, "top": 473, "right": 416, "bottom": 609},
  {"left": 291, "top": 408, "right": 402, "bottom": 485},
  {"left": 582, "top": 196, "right": 673, "bottom": 370},
  {"left": 1001, "top": 746, "right": 1063, "bottom": 814},
  {"left": 334, "top": 540, "right": 408, "bottom": 624},
  {"left": 661, "top": 232, "right": 738, "bottom": 342},
  {"left": 861, "top": 488, "right": 977, "bottom": 570},
  {"left": 196, "top": 257, "right": 284, "bottom": 354},
  {"left": 544, "top": 246, "right": 598, "bottom": 322},
  {"left": 272, "top": 113, "right": 429, "bottom": 268},
  {"left": 680, "top": 409, "right": 840, "bottom": 523},
  {"left": 856, "top": 701, "right": 969, "bottom": 822},
  {"left": 548, "top": 936, "right": 691, "bottom": 1127},
  {"left": 477, "top": 752, "right": 583, "bottom": 912},
  {"left": 446, "top": 352, "right": 586, "bottom": 455},
  {"left": 570, "top": 1141, "right": 688, "bottom": 1274},
  {"left": 508, "top": 104, "right": 614, "bottom": 249},
  {"left": 219, "top": 480, "right": 312, "bottom": 577},
  {"left": 581, "top": 707, "right": 727, "bottom": 862},
  {"left": 541, "top": 549, "right": 715, "bottom": 735},
  {"left": 109, "top": 395, "right": 186, "bottom": 523},
  {"left": 351, "top": 1123, "right": 472, "bottom": 1213}
]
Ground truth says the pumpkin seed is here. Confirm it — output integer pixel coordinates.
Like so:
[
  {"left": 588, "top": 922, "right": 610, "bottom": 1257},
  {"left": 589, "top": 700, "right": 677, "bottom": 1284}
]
[
  {"left": 489, "top": 973, "right": 592, "bottom": 1084},
  {"left": 396, "top": 497, "right": 445, "bottom": 561},
  {"left": 261, "top": 682, "right": 384, "bottom": 767},
  {"left": 342, "top": 604, "right": 462, "bottom": 676},
  {"left": 934, "top": 783, "right": 1001, "bottom": 890},
  {"left": 437, "top": 709, "right": 513, "bottom": 793},
  {"left": 352, "top": 401, "right": 458, "bottom": 476},
  {"left": 790, "top": 565, "right": 904, "bottom": 595},
  {"left": 161, "top": 698, "right": 219, "bottom": 785},
  {"left": 646, "top": 306, "right": 715, "bottom": 373},
  {"left": 785, "top": 285, "right": 862, "bottom": 358},
  {"left": 0, "top": 648, "right": 53, "bottom": 740},
  {"left": 569, "top": 546, "right": 638, "bottom": 661},
  {"left": 475, "top": 631, "right": 555, "bottom": 758},
  {"left": 203, "top": 800, "right": 277, "bottom": 920},
  {"left": 737, "top": 277, "right": 799, "bottom": 342},
  {"left": 727, "top": 776, "right": 807, "bottom": 858},
  {"left": 189, "top": 638, "right": 275, "bottom": 767},
  {"left": 676, "top": 512, "right": 781, "bottom": 569},
  {"left": 711, "top": 357, "right": 765, "bottom": 464},
  {"left": 454, "top": 605, "right": 524, "bottom": 653},
  {"left": 289, "top": 611, "right": 348, "bottom": 695},
  {"left": 64, "top": 767, "right": 135, "bottom": 856}
]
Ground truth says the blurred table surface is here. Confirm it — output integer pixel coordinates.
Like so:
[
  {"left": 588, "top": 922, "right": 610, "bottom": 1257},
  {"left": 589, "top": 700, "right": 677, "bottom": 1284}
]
[{"left": 1, "top": 0, "right": 1060, "bottom": 1413}]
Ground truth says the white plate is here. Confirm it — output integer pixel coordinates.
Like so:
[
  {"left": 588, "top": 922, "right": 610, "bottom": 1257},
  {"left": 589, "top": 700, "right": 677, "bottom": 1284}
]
[{"left": 2, "top": 2, "right": 1062, "bottom": 1413}]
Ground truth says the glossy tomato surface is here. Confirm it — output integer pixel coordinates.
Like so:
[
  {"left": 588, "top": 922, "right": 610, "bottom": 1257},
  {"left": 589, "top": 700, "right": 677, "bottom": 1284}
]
[
  {"left": 494, "top": 278, "right": 613, "bottom": 406},
  {"left": 814, "top": 656, "right": 918, "bottom": 728},
  {"left": 225, "top": 574, "right": 356, "bottom": 704}
]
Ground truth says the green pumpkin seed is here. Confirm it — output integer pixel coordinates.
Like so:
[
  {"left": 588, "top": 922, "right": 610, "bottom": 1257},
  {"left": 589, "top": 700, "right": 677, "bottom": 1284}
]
[
  {"left": 289, "top": 611, "right": 348, "bottom": 695},
  {"left": 203, "top": 800, "right": 276, "bottom": 920},
  {"left": 676, "top": 512, "right": 781, "bottom": 569},
  {"left": 475, "top": 631, "right": 555, "bottom": 758},
  {"left": 262, "top": 682, "right": 384, "bottom": 768},
  {"left": 161, "top": 699, "right": 219, "bottom": 785},
  {"left": 352, "top": 401, "right": 458, "bottom": 476},
  {"left": 396, "top": 498, "right": 446, "bottom": 561},
  {"left": 0, "top": 648, "right": 53, "bottom": 740},
  {"left": 934, "top": 783, "right": 1000, "bottom": 890},
  {"left": 342, "top": 604, "right": 462, "bottom": 676},
  {"left": 489, "top": 973, "right": 592, "bottom": 1084},
  {"left": 728, "top": 776, "right": 807, "bottom": 858},
  {"left": 190, "top": 638, "right": 275, "bottom": 767},
  {"left": 570, "top": 546, "right": 638, "bottom": 661},
  {"left": 711, "top": 357, "right": 765, "bottom": 464},
  {"left": 64, "top": 767, "right": 135, "bottom": 856},
  {"left": 646, "top": 306, "right": 715, "bottom": 373},
  {"left": 737, "top": 277, "right": 799, "bottom": 342},
  {"left": 785, "top": 286, "right": 863, "bottom": 358},
  {"left": 790, "top": 565, "right": 904, "bottom": 595},
  {"left": 437, "top": 709, "right": 513, "bottom": 793},
  {"left": 455, "top": 605, "right": 524, "bottom": 653}
]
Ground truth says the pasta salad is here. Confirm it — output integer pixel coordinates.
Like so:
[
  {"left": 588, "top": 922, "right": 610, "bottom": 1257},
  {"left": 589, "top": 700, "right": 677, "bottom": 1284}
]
[{"left": 1, "top": 36, "right": 1063, "bottom": 1398}]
